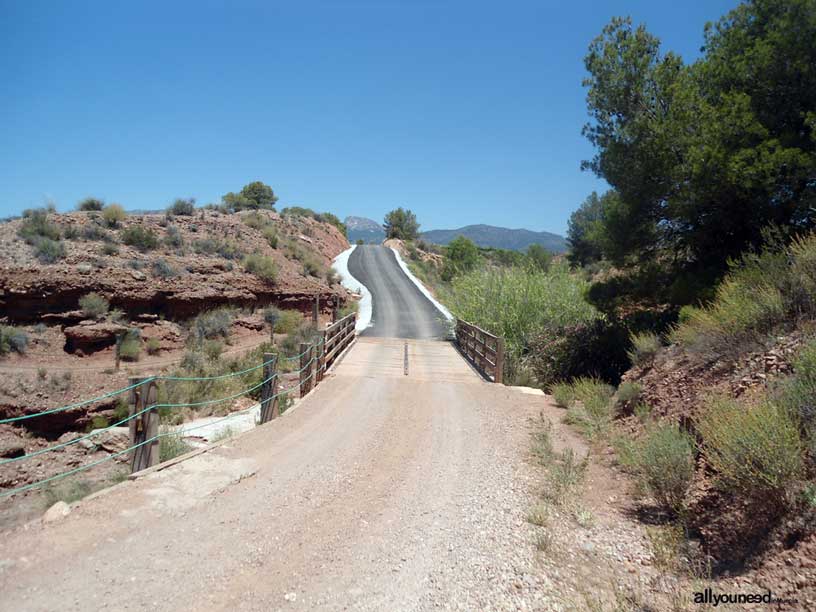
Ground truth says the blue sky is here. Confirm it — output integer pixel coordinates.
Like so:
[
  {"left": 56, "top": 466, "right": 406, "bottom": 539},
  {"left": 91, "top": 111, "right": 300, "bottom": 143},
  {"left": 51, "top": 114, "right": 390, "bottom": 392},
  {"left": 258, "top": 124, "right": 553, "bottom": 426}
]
[{"left": 1, "top": 0, "right": 737, "bottom": 234}]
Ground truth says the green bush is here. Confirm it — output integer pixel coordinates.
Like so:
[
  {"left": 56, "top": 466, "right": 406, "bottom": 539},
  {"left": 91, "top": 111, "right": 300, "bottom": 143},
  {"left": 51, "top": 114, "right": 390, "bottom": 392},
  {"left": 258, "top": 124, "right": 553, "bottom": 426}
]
[
  {"left": 18, "top": 207, "right": 61, "bottom": 243},
  {"left": 615, "top": 381, "right": 642, "bottom": 408},
  {"left": 0, "top": 326, "right": 29, "bottom": 355},
  {"left": 159, "top": 428, "right": 192, "bottom": 462},
  {"left": 531, "top": 318, "right": 631, "bottom": 388},
  {"left": 262, "top": 226, "right": 278, "bottom": 248},
  {"left": 167, "top": 198, "right": 195, "bottom": 216},
  {"left": 622, "top": 424, "right": 695, "bottom": 514},
  {"left": 118, "top": 337, "right": 141, "bottom": 361},
  {"left": 302, "top": 256, "right": 323, "bottom": 278},
  {"left": 33, "top": 237, "right": 66, "bottom": 263},
  {"left": 101, "top": 242, "right": 119, "bottom": 255},
  {"left": 63, "top": 225, "right": 79, "bottom": 240},
  {"left": 193, "top": 308, "right": 233, "bottom": 341},
  {"left": 152, "top": 259, "right": 178, "bottom": 278},
  {"left": 121, "top": 225, "right": 158, "bottom": 251},
  {"left": 551, "top": 382, "right": 575, "bottom": 408},
  {"left": 81, "top": 223, "right": 112, "bottom": 242},
  {"left": 102, "top": 204, "right": 126, "bottom": 227},
  {"left": 564, "top": 377, "right": 616, "bottom": 439},
  {"left": 77, "top": 197, "right": 104, "bottom": 211},
  {"left": 202, "top": 339, "right": 224, "bottom": 361},
  {"left": 164, "top": 225, "right": 183, "bottom": 249},
  {"left": 243, "top": 254, "right": 278, "bottom": 282},
  {"left": 447, "top": 263, "right": 601, "bottom": 384},
  {"left": 697, "top": 396, "right": 804, "bottom": 500},
  {"left": 627, "top": 332, "right": 661, "bottom": 366},
  {"left": 274, "top": 309, "right": 303, "bottom": 334},
  {"left": 79, "top": 292, "right": 109, "bottom": 318},
  {"left": 145, "top": 337, "right": 161, "bottom": 355}
]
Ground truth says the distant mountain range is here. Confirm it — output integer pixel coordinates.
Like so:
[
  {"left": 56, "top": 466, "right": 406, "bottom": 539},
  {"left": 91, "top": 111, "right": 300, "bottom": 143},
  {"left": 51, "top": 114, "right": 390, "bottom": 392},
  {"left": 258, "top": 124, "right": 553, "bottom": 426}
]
[
  {"left": 345, "top": 216, "right": 386, "bottom": 244},
  {"left": 345, "top": 217, "right": 567, "bottom": 253},
  {"left": 421, "top": 224, "right": 567, "bottom": 253}
]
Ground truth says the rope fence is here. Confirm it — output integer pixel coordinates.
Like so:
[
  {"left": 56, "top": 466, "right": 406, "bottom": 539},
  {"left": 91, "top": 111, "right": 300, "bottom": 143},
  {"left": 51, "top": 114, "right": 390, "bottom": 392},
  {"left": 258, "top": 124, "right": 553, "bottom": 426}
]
[{"left": 0, "top": 312, "right": 357, "bottom": 501}]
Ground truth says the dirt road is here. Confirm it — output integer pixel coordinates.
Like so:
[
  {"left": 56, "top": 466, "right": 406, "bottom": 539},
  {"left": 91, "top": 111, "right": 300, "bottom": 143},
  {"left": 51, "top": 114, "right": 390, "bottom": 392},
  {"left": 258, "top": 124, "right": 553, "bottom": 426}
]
[{"left": 0, "top": 339, "right": 557, "bottom": 611}]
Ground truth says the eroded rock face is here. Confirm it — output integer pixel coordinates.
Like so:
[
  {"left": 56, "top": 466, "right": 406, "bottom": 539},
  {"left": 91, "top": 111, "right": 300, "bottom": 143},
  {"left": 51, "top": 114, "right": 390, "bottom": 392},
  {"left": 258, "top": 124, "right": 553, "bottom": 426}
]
[{"left": 63, "top": 321, "right": 128, "bottom": 354}]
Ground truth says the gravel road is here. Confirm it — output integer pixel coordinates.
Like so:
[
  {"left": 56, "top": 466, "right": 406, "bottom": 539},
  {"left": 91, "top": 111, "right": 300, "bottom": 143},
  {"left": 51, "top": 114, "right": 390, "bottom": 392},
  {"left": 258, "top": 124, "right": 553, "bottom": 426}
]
[{"left": 348, "top": 245, "right": 450, "bottom": 339}]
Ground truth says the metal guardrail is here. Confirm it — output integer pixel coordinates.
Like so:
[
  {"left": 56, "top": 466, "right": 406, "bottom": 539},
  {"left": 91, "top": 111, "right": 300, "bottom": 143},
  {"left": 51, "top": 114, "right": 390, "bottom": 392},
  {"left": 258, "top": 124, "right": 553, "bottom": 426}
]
[{"left": 454, "top": 319, "right": 505, "bottom": 384}]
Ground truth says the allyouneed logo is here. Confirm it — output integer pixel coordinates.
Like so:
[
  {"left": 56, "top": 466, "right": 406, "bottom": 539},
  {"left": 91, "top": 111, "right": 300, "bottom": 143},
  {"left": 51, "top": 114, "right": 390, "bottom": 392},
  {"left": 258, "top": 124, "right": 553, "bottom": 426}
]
[{"left": 693, "top": 588, "right": 797, "bottom": 607}]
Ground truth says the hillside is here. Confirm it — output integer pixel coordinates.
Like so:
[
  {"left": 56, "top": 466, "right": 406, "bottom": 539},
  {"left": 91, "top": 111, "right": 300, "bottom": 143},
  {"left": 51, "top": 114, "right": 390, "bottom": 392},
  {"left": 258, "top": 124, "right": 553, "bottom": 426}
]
[
  {"left": 345, "top": 216, "right": 385, "bottom": 244},
  {"left": 421, "top": 224, "right": 567, "bottom": 253}
]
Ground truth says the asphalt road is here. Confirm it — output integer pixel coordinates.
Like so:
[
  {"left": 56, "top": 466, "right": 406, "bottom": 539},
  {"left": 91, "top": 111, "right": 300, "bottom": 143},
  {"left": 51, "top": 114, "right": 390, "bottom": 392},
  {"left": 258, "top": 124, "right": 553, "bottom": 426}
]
[{"left": 348, "top": 245, "right": 450, "bottom": 339}]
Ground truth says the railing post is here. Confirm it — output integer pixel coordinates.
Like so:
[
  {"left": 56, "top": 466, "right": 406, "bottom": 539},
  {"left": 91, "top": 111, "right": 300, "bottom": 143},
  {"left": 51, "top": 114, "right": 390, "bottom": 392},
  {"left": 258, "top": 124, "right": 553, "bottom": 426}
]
[
  {"left": 259, "top": 352, "right": 278, "bottom": 424},
  {"left": 332, "top": 302, "right": 339, "bottom": 323},
  {"left": 494, "top": 336, "right": 505, "bottom": 384},
  {"left": 312, "top": 296, "right": 319, "bottom": 325},
  {"left": 316, "top": 332, "right": 326, "bottom": 384},
  {"left": 128, "top": 377, "right": 159, "bottom": 473}
]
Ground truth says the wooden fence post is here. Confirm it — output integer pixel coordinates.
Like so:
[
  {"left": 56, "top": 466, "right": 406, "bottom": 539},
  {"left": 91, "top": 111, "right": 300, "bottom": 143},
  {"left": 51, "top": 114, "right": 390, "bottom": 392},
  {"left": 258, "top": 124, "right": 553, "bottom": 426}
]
[
  {"left": 316, "top": 331, "right": 326, "bottom": 384},
  {"left": 332, "top": 302, "right": 339, "bottom": 323},
  {"left": 494, "top": 337, "right": 505, "bottom": 384},
  {"left": 128, "top": 377, "right": 159, "bottom": 473},
  {"left": 259, "top": 352, "right": 278, "bottom": 424},
  {"left": 312, "top": 296, "right": 319, "bottom": 325},
  {"left": 300, "top": 342, "right": 315, "bottom": 397}
]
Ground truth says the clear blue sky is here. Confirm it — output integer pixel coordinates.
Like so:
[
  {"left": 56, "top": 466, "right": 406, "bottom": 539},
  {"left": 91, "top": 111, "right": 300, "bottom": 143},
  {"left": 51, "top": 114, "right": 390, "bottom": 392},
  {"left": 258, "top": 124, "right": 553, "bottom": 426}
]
[{"left": 1, "top": 0, "right": 737, "bottom": 234}]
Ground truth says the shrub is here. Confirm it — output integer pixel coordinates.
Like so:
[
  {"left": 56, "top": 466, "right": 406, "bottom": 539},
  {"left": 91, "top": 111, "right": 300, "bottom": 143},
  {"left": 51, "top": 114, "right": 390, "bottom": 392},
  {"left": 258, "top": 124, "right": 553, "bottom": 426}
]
[
  {"left": 77, "top": 197, "right": 104, "bottom": 211},
  {"left": 622, "top": 424, "right": 695, "bottom": 514},
  {"left": 243, "top": 254, "right": 278, "bottom": 282},
  {"left": 274, "top": 309, "right": 302, "bottom": 334},
  {"left": 33, "top": 237, "right": 66, "bottom": 263},
  {"left": 202, "top": 339, "right": 223, "bottom": 361},
  {"left": 263, "top": 226, "right": 278, "bottom": 248},
  {"left": 164, "top": 225, "right": 183, "bottom": 248},
  {"left": 615, "top": 381, "right": 642, "bottom": 409},
  {"left": 159, "top": 428, "right": 192, "bottom": 462},
  {"left": 242, "top": 211, "right": 269, "bottom": 229},
  {"left": 101, "top": 242, "right": 119, "bottom": 255},
  {"left": 326, "top": 268, "right": 340, "bottom": 285},
  {"left": 18, "top": 207, "right": 61, "bottom": 243},
  {"left": 118, "top": 337, "right": 141, "bottom": 361},
  {"left": 167, "top": 198, "right": 195, "bottom": 216},
  {"left": 627, "top": 332, "right": 661, "bottom": 366},
  {"left": 102, "top": 204, "right": 126, "bottom": 227},
  {"left": 302, "top": 256, "right": 323, "bottom": 278},
  {"left": 697, "top": 396, "right": 804, "bottom": 500},
  {"left": 145, "top": 337, "right": 161, "bottom": 355},
  {"left": 81, "top": 223, "right": 112, "bottom": 242},
  {"left": 530, "top": 318, "right": 631, "bottom": 388},
  {"left": 0, "top": 326, "right": 29, "bottom": 355},
  {"left": 551, "top": 382, "right": 575, "bottom": 408},
  {"left": 121, "top": 225, "right": 158, "bottom": 251},
  {"left": 193, "top": 308, "right": 233, "bottom": 341},
  {"left": 63, "top": 225, "right": 79, "bottom": 240},
  {"left": 79, "top": 292, "right": 110, "bottom": 318},
  {"left": 152, "top": 259, "right": 178, "bottom": 278},
  {"left": 564, "top": 377, "right": 615, "bottom": 439}
]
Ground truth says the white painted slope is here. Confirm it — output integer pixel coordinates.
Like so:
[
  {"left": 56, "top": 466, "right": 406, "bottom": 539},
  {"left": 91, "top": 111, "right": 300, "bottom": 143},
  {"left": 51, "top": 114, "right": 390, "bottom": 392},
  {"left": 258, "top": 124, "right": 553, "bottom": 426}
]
[
  {"left": 332, "top": 245, "right": 373, "bottom": 332},
  {"left": 389, "top": 247, "right": 454, "bottom": 321}
]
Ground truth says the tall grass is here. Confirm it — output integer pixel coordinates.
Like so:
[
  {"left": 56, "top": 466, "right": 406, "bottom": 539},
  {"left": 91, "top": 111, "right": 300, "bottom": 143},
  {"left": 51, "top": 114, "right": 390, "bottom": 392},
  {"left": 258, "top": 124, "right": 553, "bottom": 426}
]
[{"left": 445, "top": 262, "right": 599, "bottom": 381}]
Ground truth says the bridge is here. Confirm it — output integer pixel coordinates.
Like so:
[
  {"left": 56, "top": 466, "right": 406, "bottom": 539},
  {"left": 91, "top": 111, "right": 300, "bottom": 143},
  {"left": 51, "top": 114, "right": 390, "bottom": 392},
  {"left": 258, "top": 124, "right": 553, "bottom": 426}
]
[{"left": 0, "top": 246, "right": 548, "bottom": 612}]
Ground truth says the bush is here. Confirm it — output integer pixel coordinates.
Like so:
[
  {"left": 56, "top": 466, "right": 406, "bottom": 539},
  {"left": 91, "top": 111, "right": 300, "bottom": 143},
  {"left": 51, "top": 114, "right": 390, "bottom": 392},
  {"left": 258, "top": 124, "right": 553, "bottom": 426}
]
[
  {"left": 33, "top": 237, "right": 66, "bottom": 263},
  {"left": 145, "top": 337, "right": 161, "bottom": 355},
  {"left": 118, "top": 337, "right": 141, "bottom": 361},
  {"left": 263, "top": 307, "right": 280, "bottom": 338},
  {"left": 63, "top": 225, "right": 79, "bottom": 240},
  {"left": 101, "top": 242, "right": 119, "bottom": 255},
  {"left": 302, "top": 256, "right": 323, "bottom": 278},
  {"left": 121, "top": 225, "right": 158, "bottom": 251},
  {"left": 615, "top": 381, "right": 642, "bottom": 409},
  {"left": 0, "top": 326, "right": 29, "bottom": 355},
  {"left": 697, "top": 396, "right": 804, "bottom": 500},
  {"left": 167, "top": 198, "right": 195, "bottom": 216},
  {"left": 164, "top": 225, "right": 183, "bottom": 248},
  {"left": 274, "top": 309, "right": 302, "bottom": 334},
  {"left": 102, "top": 204, "right": 126, "bottom": 227},
  {"left": 152, "top": 259, "right": 178, "bottom": 278},
  {"left": 531, "top": 318, "right": 631, "bottom": 388},
  {"left": 159, "top": 428, "right": 192, "bottom": 462},
  {"left": 564, "top": 377, "right": 616, "bottom": 439},
  {"left": 18, "top": 207, "right": 61, "bottom": 243},
  {"left": 551, "top": 382, "right": 575, "bottom": 408},
  {"left": 326, "top": 268, "right": 340, "bottom": 285},
  {"left": 627, "top": 332, "right": 661, "bottom": 366},
  {"left": 79, "top": 292, "right": 110, "bottom": 318},
  {"left": 81, "top": 223, "right": 112, "bottom": 242},
  {"left": 193, "top": 308, "right": 233, "bottom": 341},
  {"left": 202, "top": 339, "right": 223, "bottom": 361},
  {"left": 447, "top": 263, "right": 601, "bottom": 383},
  {"left": 243, "top": 254, "right": 278, "bottom": 282},
  {"left": 263, "top": 226, "right": 278, "bottom": 248},
  {"left": 622, "top": 424, "right": 695, "bottom": 514},
  {"left": 77, "top": 197, "right": 104, "bottom": 211}
]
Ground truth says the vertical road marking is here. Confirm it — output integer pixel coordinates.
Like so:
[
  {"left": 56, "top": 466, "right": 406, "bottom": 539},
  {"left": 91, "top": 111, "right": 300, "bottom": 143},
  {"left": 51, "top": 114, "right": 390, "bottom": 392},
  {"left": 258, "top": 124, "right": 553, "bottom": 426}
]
[{"left": 404, "top": 342, "right": 409, "bottom": 376}]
